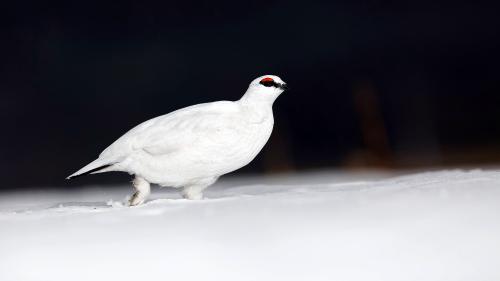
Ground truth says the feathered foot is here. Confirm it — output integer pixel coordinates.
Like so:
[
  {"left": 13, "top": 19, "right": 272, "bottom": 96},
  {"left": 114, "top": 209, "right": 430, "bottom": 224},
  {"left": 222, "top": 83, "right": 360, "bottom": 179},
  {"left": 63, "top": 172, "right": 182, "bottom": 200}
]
[{"left": 129, "top": 176, "right": 151, "bottom": 206}]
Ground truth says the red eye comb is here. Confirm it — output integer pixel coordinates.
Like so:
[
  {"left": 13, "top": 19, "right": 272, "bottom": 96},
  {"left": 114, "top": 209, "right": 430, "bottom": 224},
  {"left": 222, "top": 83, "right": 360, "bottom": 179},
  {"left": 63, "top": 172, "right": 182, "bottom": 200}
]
[{"left": 261, "top": 77, "right": 274, "bottom": 83}]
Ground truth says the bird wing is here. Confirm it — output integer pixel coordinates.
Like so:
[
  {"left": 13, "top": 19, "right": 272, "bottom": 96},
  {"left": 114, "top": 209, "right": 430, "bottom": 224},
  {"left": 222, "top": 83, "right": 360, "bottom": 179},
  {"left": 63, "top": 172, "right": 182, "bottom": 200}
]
[{"left": 98, "top": 101, "right": 244, "bottom": 161}]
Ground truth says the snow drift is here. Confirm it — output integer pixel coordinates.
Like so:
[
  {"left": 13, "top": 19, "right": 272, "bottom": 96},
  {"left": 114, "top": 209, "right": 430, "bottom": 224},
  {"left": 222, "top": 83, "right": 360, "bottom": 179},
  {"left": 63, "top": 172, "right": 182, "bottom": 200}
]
[{"left": 1, "top": 170, "right": 499, "bottom": 281}]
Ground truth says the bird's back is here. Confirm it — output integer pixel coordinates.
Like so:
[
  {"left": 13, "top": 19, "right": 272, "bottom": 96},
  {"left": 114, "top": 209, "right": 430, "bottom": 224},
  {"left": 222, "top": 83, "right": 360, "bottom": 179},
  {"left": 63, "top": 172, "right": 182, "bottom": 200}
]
[{"left": 99, "top": 100, "right": 240, "bottom": 161}]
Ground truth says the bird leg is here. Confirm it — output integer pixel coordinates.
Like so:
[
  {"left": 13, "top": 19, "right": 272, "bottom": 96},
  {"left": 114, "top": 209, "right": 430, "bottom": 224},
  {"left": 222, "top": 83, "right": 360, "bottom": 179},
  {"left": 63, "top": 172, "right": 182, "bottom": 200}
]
[
  {"left": 181, "top": 177, "right": 217, "bottom": 200},
  {"left": 182, "top": 185, "right": 207, "bottom": 200},
  {"left": 129, "top": 176, "right": 151, "bottom": 206}
]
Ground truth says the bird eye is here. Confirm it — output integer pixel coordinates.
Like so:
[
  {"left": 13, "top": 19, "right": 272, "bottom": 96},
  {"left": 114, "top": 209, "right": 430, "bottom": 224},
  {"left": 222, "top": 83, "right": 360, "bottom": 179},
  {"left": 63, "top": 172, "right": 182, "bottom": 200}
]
[{"left": 259, "top": 77, "right": 275, "bottom": 87}]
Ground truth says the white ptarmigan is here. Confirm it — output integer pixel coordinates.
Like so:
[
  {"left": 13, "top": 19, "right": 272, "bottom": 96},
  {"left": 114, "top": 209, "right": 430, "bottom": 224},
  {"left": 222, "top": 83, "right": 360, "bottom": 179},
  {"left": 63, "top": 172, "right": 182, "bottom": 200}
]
[{"left": 67, "top": 75, "right": 287, "bottom": 206}]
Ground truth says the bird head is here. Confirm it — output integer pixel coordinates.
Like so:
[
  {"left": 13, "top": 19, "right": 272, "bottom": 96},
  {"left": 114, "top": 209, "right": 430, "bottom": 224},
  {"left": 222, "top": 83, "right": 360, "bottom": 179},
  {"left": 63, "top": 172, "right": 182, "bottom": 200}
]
[{"left": 241, "top": 75, "right": 287, "bottom": 104}]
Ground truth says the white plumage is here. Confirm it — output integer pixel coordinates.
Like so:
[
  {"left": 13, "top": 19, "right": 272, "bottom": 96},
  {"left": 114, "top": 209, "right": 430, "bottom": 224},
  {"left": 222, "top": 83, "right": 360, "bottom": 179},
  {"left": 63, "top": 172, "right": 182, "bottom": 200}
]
[{"left": 68, "top": 75, "right": 287, "bottom": 205}]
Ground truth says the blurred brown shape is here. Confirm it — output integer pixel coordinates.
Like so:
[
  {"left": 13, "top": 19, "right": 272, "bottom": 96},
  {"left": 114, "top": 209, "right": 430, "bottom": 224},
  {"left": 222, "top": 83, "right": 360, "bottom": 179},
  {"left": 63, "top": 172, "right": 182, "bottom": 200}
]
[
  {"left": 262, "top": 129, "right": 295, "bottom": 173},
  {"left": 346, "top": 81, "right": 394, "bottom": 168}
]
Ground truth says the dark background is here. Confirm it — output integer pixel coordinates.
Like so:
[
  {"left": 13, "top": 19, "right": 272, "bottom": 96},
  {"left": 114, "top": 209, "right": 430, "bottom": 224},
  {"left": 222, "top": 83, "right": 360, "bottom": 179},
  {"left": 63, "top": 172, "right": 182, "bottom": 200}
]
[{"left": 1, "top": 0, "right": 499, "bottom": 189}]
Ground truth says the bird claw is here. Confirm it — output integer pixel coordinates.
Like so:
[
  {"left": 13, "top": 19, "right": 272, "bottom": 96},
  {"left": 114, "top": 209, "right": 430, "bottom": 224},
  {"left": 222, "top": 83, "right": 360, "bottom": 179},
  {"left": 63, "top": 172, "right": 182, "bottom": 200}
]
[
  {"left": 182, "top": 191, "right": 203, "bottom": 200},
  {"left": 129, "top": 192, "right": 145, "bottom": 206}
]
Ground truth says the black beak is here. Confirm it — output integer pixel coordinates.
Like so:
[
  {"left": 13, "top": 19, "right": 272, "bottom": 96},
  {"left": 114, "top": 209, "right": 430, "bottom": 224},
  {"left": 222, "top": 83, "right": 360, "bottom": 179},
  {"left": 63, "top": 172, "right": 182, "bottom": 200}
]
[{"left": 279, "top": 83, "right": 289, "bottom": 91}]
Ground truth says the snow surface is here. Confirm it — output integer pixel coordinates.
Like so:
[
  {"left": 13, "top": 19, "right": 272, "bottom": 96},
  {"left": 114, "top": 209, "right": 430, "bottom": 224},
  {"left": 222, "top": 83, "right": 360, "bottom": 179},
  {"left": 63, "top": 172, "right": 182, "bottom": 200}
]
[{"left": 1, "top": 169, "right": 500, "bottom": 281}]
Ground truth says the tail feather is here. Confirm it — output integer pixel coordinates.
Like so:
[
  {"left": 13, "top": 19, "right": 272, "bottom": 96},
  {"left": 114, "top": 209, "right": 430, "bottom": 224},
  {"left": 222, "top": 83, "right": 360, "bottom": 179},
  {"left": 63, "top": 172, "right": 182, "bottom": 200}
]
[{"left": 67, "top": 159, "right": 114, "bottom": 180}]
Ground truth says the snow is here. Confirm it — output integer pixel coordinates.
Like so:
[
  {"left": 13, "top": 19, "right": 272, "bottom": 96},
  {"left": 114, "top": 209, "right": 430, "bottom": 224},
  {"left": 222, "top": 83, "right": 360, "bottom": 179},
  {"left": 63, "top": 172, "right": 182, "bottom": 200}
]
[{"left": 1, "top": 169, "right": 500, "bottom": 281}]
